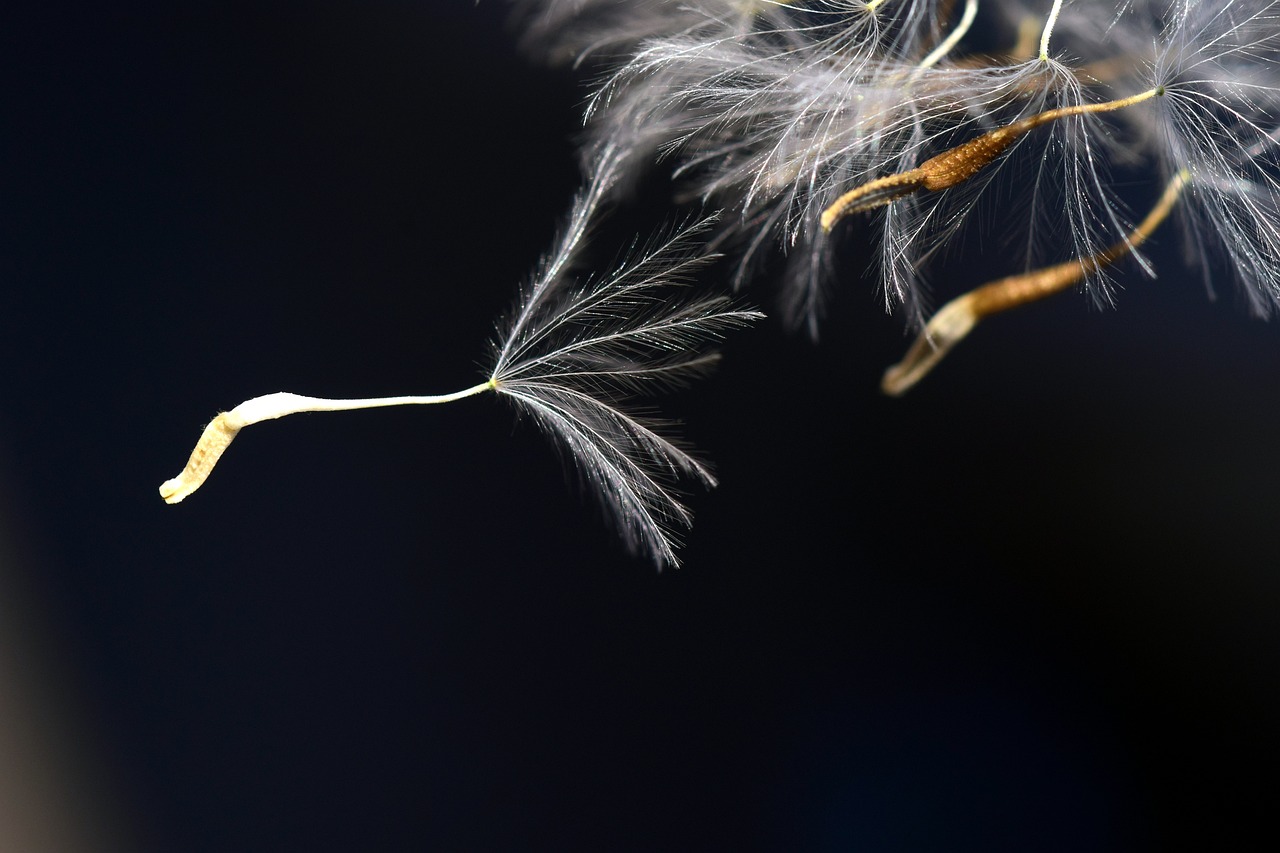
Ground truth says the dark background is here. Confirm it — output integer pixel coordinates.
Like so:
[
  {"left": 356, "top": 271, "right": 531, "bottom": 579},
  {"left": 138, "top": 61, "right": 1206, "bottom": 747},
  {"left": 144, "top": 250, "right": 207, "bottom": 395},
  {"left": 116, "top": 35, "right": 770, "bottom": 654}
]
[{"left": 3, "top": 2, "right": 1279, "bottom": 850}]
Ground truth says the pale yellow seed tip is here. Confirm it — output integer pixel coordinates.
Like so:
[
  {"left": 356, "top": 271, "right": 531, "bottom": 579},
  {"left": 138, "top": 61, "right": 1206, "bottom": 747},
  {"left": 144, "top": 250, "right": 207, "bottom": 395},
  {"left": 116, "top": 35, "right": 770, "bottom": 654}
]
[
  {"left": 881, "top": 295, "right": 979, "bottom": 396},
  {"left": 159, "top": 413, "right": 243, "bottom": 504}
]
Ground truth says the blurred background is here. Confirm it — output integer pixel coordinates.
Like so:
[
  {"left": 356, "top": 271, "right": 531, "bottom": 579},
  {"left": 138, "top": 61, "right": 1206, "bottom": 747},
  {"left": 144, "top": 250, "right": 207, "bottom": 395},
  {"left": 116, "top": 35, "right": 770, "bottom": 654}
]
[{"left": 2, "top": 2, "right": 1278, "bottom": 850}]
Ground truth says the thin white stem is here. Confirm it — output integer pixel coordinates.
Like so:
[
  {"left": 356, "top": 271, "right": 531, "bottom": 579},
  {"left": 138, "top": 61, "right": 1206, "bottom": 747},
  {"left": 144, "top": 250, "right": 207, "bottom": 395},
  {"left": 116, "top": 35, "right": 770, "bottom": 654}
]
[
  {"left": 1039, "top": 0, "right": 1064, "bottom": 60},
  {"left": 865, "top": 0, "right": 889, "bottom": 11},
  {"left": 913, "top": 0, "right": 979, "bottom": 76},
  {"left": 229, "top": 384, "right": 495, "bottom": 427},
  {"left": 159, "top": 381, "right": 494, "bottom": 504}
]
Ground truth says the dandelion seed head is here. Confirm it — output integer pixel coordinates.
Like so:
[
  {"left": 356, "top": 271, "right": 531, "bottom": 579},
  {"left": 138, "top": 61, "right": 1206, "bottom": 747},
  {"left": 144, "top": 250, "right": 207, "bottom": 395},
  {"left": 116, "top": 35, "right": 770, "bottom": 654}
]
[{"left": 519, "top": 0, "right": 1280, "bottom": 370}]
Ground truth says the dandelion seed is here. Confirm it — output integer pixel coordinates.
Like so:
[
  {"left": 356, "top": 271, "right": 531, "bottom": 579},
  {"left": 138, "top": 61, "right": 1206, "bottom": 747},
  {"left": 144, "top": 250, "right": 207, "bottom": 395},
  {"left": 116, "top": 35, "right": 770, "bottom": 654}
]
[
  {"left": 821, "top": 86, "right": 1164, "bottom": 229},
  {"left": 882, "top": 169, "right": 1190, "bottom": 394},
  {"left": 160, "top": 146, "right": 761, "bottom": 568}
]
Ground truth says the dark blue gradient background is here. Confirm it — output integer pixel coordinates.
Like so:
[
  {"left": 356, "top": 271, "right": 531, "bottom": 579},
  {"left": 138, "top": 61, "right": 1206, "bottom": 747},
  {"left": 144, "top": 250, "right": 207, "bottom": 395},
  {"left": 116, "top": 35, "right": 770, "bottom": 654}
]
[{"left": 2, "top": 2, "right": 1278, "bottom": 850}]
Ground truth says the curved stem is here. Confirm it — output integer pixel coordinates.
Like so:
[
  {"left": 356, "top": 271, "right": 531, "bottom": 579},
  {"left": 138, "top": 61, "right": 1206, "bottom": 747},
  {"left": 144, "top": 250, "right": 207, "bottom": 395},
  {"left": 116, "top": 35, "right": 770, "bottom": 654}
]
[
  {"left": 228, "top": 384, "right": 495, "bottom": 425},
  {"left": 913, "top": 0, "right": 979, "bottom": 75},
  {"left": 159, "top": 381, "right": 495, "bottom": 504},
  {"left": 1039, "top": 0, "right": 1064, "bottom": 61},
  {"left": 882, "top": 170, "right": 1189, "bottom": 395}
]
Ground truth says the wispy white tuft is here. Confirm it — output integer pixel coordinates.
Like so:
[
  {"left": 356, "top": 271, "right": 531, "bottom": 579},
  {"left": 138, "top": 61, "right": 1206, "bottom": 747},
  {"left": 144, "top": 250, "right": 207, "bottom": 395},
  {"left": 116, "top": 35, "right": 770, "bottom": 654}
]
[
  {"left": 491, "top": 145, "right": 763, "bottom": 567},
  {"left": 567, "top": 0, "right": 1280, "bottom": 328},
  {"left": 511, "top": 0, "right": 810, "bottom": 66},
  {"left": 1146, "top": 0, "right": 1280, "bottom": 314}
]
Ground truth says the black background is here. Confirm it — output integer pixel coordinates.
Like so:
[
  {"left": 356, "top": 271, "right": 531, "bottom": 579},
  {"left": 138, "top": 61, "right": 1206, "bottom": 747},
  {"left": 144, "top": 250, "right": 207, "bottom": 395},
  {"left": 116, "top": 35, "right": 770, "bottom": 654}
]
[{"left": 3, "top": 2, "right": 1279, "bottom": 850}]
